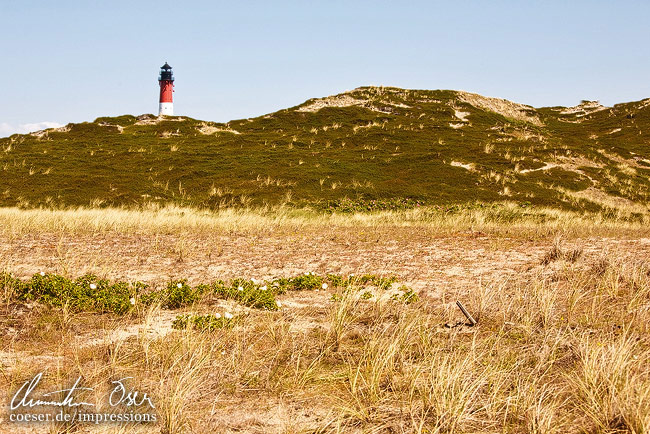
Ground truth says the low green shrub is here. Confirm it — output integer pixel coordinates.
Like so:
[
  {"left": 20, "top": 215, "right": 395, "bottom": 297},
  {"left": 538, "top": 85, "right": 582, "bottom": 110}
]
[
  {"left": 8, "top": 272, "right": 134, "bottom": 314},
  {"left": 172, "top": 313, "right": 237, "bottom": 331},
  {"left": 391, "top": 286, "right": 419, "bottom": 304},
  {"left": 139, "top": 280, "right": 205, "bottom": 308},
  {"left": 211, "top": 279, "right": 278, "bottom": 310},
  {"left": 355, "top": 274, "right": 398, "bottom": 290},
  {"left": 163, "top": 280, "right": 203, "bottom": 309},
  {"left": 273, "top": 273, "right": 325, "bottom": 293},
  {"left": 0, "top": 271, "right": 409, "bottom": 314}
]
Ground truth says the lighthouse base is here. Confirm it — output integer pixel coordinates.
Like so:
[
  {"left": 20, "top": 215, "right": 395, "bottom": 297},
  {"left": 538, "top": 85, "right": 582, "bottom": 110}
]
[{"left": 159, "top": 103, "right": 174, "bottom": 116}]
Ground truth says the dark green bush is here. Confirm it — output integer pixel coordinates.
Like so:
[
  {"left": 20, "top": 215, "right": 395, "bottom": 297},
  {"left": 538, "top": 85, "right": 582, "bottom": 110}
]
[
  {"left": 212, "top": 279, "right": 278, "bottom": 310},
  {"left": 10, "top": 273, "right": 134, "bottom": 314},
  {"left": 273, "top": 273, "right": 325, "bottom": 293},
  {"left": 163, "top": 280, "right": 203, "bottom": 309}
]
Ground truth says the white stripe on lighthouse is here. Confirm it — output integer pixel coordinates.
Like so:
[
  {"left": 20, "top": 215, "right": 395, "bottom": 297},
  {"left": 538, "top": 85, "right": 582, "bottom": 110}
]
[{"left": 159, "top": 102, "right": 173, "bottom": 116}]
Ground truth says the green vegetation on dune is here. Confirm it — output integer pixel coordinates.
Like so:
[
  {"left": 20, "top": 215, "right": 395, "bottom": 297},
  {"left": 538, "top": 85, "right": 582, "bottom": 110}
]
[
  {"left": 1, "top": 271, "right": 407, "bottom": 315},
  {"left": 2, "top": 87, "right": 649, "bottom": 212}
]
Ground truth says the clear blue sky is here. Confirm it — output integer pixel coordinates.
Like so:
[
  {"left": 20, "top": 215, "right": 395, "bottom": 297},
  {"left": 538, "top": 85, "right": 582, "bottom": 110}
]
[{"left": 2, "top": 0, "right": 650, "bottom": 136}]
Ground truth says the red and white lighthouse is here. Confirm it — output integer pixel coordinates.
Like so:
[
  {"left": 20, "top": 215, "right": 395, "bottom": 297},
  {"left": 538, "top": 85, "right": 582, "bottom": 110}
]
[{"left": 158, "top": 62, "right": 174, "bottom": 116}]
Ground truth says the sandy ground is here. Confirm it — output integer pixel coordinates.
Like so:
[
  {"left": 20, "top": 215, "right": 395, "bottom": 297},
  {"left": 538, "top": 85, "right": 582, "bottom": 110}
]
[
  {"left": 3, "top": 227, "right": 648, "bottom": 293},
  {"left": 1, "top": 227, "right": 649, "bottom": 433}
]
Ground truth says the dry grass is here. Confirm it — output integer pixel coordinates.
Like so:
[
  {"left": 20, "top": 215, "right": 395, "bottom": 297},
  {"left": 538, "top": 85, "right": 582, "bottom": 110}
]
[
  {"left": 1, "top": 207, "right": 649, "bottom": 432},
  {"left": 2, "top": 254, "right": 649, "bottom": 433},
  {"left": 0, "top": 203, "right": 648, "bottom": 239}
]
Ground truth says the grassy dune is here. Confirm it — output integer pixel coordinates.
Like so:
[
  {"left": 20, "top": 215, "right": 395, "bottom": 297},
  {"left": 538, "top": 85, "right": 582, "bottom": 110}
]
[{"left": 1, "top": 87, "right": 650, "bottom": 212}]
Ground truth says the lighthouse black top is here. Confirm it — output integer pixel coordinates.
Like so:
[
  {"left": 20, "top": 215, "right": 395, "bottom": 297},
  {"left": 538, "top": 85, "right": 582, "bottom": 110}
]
[{"left": 159, "top": 63, "right": 174, "bottom": 82}]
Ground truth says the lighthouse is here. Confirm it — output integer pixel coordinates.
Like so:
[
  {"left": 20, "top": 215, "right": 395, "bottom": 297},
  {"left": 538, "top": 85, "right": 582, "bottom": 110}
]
[{"left": 158, "top": 62, "right": 174, "bottom": 116}]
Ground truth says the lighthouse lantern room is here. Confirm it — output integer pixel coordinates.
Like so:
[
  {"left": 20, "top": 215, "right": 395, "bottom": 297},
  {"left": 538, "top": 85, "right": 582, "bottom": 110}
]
[{"left": 158, "top": 62, "right": 174, "bottom": 116}]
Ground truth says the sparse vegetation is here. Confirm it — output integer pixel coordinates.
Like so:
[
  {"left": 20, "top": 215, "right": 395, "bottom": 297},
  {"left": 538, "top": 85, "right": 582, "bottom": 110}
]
[
  {"left": 171, "top": 313, "right": 238, "bottom": 331},
  {"left": 1, "top": 235, "right": 649, "bottom": 433}
]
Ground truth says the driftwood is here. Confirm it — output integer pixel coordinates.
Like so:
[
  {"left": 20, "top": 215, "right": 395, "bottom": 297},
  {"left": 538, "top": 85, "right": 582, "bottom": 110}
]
[
  {"left": 443, "top": 301, "right": 478, "bottom": 329},
  {"left": 455, "top": 301, "right": 477, "bottom": 326}
]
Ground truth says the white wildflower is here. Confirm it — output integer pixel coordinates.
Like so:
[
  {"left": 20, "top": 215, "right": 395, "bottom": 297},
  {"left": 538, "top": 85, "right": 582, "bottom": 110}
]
[
  {"left": 224, "top": 312, "right": 233, "bottom": 319},
  {"left": 215, "top": 313, "right": 222, "bottom": 319},
  {"left": 177, "top": 283, "right": 183, "bottom": 289},
  {"left": 89, "top": 283, "right": 97, "bottom": 290},
  {"left": 129, "top": 297, "right": 136, "bottom": 306},
  {"left": 276, "top": 302, "right": 282, "bottom": 308},
  {"left": 260, "top": 285, "right": 267, "bottom": 291},
  {"left": 322, "top": 283, "right": 328, "bottom": 290},
  {"left": 304, "top": 272, "right": 310, "bottom": 276},
  {"left": 251, "top": 278, "right": 258, "bottom": 284},
  {"left": 39, "top": 271, "right": 45, "bottom": 276},
  {"left": 238, "top": 286, "right": 244, "bottom": 291}
]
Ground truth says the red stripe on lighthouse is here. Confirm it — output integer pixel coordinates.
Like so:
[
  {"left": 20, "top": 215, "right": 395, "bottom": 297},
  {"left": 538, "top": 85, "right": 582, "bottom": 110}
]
[{"left": 159, "top": 81, "right": 174, "bottom": 103}]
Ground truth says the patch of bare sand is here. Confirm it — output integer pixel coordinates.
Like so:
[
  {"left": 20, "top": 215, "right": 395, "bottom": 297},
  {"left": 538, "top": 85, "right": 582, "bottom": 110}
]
[
  {"left": 197, "top": 123, "right": 240, "bottom": 135},
  {"left": 519, "top": 162, "right": 558, "bottom": 174},
  {"left": 456, "top": 91, "right": 542, "bottom": 126},
  {"left": 205, "top": 399, "right": 333, "bottom": 433},
  {"left": 80, "top": 309, "right": 178, "bottom": 348},
  {"left": 0, "top": 351, "right": 62, "bottom": 371},
  {"left": 297, "top": 88, "right": 411, "bottom": 113},
  {"left": 297, "top": 94, "right": 367, "bottom": 112},
  {"left": 560, "top": 100, "right": 608, "bottom": 116}
]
